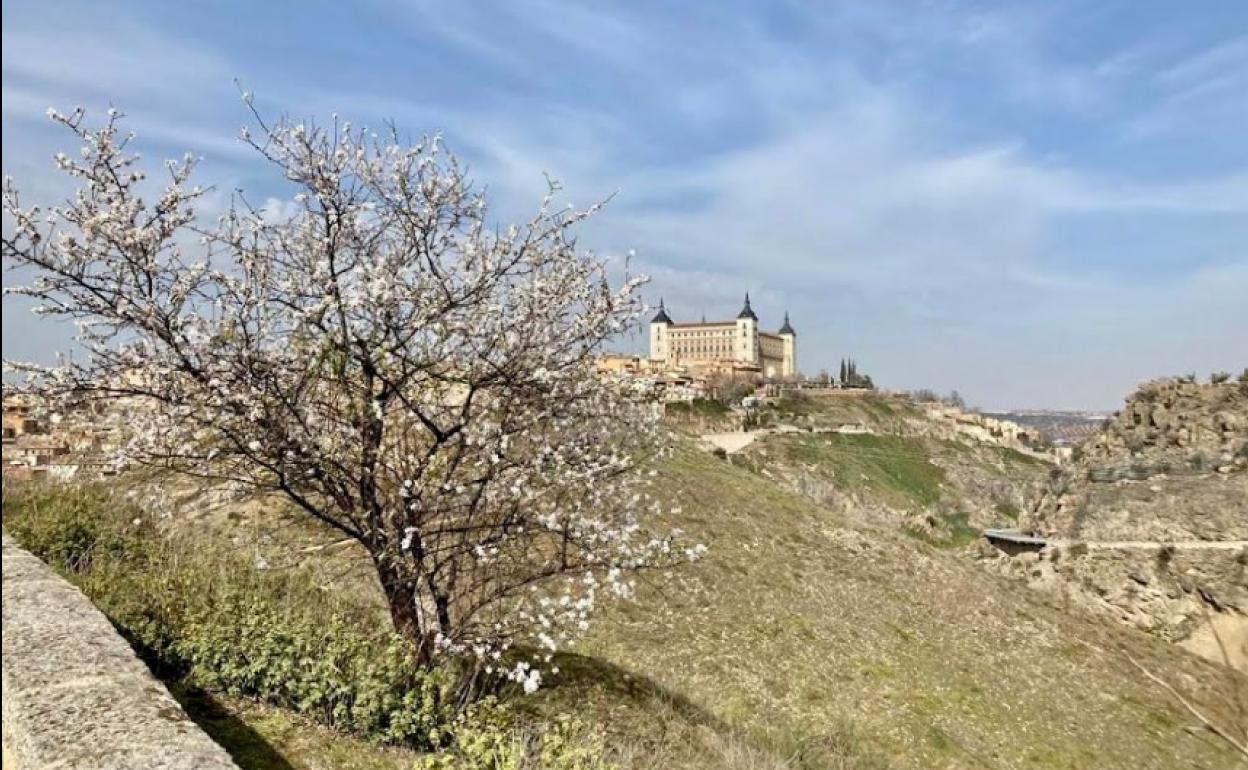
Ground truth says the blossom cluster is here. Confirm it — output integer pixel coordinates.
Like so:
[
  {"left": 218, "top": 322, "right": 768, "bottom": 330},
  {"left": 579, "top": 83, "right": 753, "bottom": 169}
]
[{"left": 2, "top": 103, "right": 704, "bottom": 689}]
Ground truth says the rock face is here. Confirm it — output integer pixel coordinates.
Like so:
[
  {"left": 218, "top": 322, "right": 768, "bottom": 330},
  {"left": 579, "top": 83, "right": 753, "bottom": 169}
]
[
  {"left": 1026, "top": 378, "right": 1248, "bottom": 542},
  {"left": 986, "top": 378, "right": 1248, "bottom": 665},
  {"left": 980, "top": 540, "right": 1248, "bottom": 647}
]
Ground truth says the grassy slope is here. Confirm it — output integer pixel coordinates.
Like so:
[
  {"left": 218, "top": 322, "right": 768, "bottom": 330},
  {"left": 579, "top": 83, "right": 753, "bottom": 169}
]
[
  {"left": 542, "top": 446, "right": 1244, "bottom": 770},
  {"left": 7, "top": 428, "right": 1241, "bottom": 769},
  {"left": 736, "top": 430, "right": 1049, "bottom": 542},
  {"left": 744, "top": 433, "right": 949, "bottom": 508}
]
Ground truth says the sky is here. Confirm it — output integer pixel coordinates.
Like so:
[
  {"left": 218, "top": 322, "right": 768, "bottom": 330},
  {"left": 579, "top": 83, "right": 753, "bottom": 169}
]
[{"left": 2, "top": 0, "right": 1246, "bottom": 410}]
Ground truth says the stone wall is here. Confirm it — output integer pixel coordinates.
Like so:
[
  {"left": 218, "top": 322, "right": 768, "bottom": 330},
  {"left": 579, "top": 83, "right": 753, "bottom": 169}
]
[{"left": 1, "top": 531, "right": 239, "bottom": 769}]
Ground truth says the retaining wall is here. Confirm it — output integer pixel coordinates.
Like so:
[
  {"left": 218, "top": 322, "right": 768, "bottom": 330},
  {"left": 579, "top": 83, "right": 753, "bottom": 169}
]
[{"left": 1, "top": 531, "right": 239, "bottom": 769}]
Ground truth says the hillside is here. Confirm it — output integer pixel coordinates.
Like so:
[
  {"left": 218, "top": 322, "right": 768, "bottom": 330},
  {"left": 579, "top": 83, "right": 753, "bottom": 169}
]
[
  {"left": 5, "top": 405, "right": 1246, "bottom": 769},
  {"left": 554, "top": 445, "right": 1245, "bottom": 769},
  {"left": 723, "top": 392, "right": 1053, "bottom": 545},
  {"left": 135, "top": 435, "right": 1245, "bottom": 769}
]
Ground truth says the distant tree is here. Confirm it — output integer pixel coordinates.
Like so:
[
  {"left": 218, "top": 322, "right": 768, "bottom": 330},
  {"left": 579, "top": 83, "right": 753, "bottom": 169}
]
[
  {"left": 836, "top": 358, "right": 876, "bottom": 390},
  {"left": 1211, "top": 371, "right": 1231, "bottom": 384},
  {"left": 2, "top": 105, "right": 700, "bottom": 690},
  {"left": 947, "top": 390, "right": 966, "bottom": 409},
  {"left": 707, "top": 372, "right": 756, "bottom": 405}
]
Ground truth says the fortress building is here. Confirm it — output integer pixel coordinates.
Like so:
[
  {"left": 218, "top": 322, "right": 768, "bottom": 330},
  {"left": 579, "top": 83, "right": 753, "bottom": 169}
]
[{"left": 649, "top": 294, "right": 797, "bottom": 378}]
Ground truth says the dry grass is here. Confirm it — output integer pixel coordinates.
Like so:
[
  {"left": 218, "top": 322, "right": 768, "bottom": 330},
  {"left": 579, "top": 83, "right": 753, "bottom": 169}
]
[
  {"left": 7, "top": 440, "right": 1245, "bottom": 770},
  {"left": 541, "top": 445, "right": 1247, "bottom": 770}
]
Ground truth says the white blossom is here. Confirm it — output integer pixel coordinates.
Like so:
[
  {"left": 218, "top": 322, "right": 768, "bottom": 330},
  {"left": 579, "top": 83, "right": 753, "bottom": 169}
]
[{"left": 2, "top": 104, "right": 703, "bottom": 691}]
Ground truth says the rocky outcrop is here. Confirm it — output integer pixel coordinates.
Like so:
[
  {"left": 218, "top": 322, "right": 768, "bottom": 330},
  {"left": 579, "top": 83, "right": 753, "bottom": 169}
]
[
  {"left": 981, "top": 540, "right": 1248, "bottom": 650},
  {"left": 914, "top": 403, "right": 1038, "bottom": 451},
  {"left": 1026, "top": 379, "right": 1248, "bottom": 541},
  {"left": 985, "top": 378, "right": 1248, "bottom": 664},
  {"left": 2, "top": 532, "right": 239, "bottom": 770}
]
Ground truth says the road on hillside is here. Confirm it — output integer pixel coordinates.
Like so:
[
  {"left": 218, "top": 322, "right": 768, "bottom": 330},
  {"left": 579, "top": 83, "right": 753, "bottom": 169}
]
[{"left": 1051, "top": 540, "right": 1248, "bottom": 551}]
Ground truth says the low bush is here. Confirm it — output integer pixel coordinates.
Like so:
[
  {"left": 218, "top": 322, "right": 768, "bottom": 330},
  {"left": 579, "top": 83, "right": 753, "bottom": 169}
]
[
  {"left": 906, "top": 511, "right": 979, "bottom": 549},
  {"left": 667, "top": 398, "right": 731, "bottom": 419},
  {"left": 417, "top": 714, "right": 614, "bottom": 770},
  {"left": 3, "top": 484, "right": 468, "bottom": 749},
  {"left": 4, "top": 483, "right": 619, "bottom": 764}
]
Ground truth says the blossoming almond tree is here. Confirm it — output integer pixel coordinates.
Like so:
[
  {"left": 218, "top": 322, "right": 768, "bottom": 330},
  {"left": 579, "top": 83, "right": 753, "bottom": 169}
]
[{"left": 2, "top": 104, "right": 700, "bottom": 691}]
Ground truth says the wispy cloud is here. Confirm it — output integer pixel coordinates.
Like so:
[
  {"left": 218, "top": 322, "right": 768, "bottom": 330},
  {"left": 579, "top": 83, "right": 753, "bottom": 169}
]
[{"left": 3, "top": 0, "right": 1246, "bottom": 409}]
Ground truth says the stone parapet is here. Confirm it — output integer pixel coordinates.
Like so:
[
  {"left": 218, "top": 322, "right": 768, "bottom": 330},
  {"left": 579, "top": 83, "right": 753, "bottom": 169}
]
[{"left": 2, "top": 531, "right": 239, "bottom": 769}]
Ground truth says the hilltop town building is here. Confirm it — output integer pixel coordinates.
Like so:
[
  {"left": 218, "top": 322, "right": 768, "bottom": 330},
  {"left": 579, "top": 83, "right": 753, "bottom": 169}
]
[{"left": 649, "top": 294, "right": 797, "bottom": 378}]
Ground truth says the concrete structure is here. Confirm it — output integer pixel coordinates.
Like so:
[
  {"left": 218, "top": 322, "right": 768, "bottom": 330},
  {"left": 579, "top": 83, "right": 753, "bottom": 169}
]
[
  {"left": 2, "top": 532, "right": 239, "bottom": 769},
  {"left": 649, "top": 295, "right": 797, "bottom": 378},
  {"left": 983, "top": 528, "right": 1049, "bottom": 556}
]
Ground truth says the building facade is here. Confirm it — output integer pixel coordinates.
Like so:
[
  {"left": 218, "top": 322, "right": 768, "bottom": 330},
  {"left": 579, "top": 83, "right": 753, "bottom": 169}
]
[{"left": 649, "top": 294, "right": 797, "bottom": 378}]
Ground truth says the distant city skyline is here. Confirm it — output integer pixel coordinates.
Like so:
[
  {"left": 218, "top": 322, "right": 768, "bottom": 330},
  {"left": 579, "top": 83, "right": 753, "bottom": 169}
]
[{"left": 3, "top": 1, "right": 1246, "bottom": 410}]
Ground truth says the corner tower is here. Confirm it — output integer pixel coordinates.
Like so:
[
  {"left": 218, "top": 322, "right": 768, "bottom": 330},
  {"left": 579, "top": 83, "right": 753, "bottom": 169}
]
[
  {"left": 778, "top": 311, "right": 797, "bottom": 377},
  {"left": 735, "top": 293, "right": 759, "bottom": 366},
  {"left": 649, "top": 298, "right": 673, "bottom": 364}
]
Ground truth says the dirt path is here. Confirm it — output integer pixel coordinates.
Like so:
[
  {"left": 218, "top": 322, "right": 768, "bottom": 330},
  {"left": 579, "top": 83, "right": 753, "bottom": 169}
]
[
  {"left": 701, "top": 431, "right": 760, "bottom": 454},
  {"left": 700, "top": 424, "right": 877, "bottom": 455},
  {"left": 1051, "top": 540, "right": 1248, "bottom": 552}
]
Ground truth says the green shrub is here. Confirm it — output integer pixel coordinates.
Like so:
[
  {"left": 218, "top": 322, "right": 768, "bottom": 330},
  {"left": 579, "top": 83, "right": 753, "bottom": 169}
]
[
  {"left": 994, "top": 501, "right": 1021, "bottom": 523},
  {"left": 416, "top": 714, "right": 614, "bottom": 770},
  {"left": 5, "top": 483, "right": 620, "bottom": 768},
  {"left": 3, "top": 483, "right": 464, "bottom": 749},
  {"left": 175, "top": 590, "right": 464, "bottom": 746},
  {"left": 906, "top": 511, "right": 979, "bottom": 549},
  {"left": 3, "top": 486, "right": 138, "bottom": 573}
]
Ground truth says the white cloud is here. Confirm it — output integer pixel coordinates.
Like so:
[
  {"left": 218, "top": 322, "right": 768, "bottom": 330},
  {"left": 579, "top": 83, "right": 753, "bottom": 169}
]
[{"left": 3, "top": 1, "right": 1246, "bottom": 409}]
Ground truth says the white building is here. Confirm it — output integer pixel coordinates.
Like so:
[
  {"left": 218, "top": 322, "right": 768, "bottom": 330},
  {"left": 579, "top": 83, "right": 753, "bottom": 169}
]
[{"left": 649, "top": 294, "right": 797, "bottom": 378}]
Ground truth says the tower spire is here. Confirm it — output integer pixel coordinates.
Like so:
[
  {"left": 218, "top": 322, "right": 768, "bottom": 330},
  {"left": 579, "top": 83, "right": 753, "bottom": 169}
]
[
  {"left": 737, "top": 292, "right": 758, "bottom": 320},
  {"left": 651, "top": 297, "right": 672, "bottom": 324}
]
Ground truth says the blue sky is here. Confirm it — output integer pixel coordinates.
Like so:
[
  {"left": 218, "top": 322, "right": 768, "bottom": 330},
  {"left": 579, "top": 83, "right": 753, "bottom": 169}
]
[{"left": 3, "top": 0, "right": 1246, "bottom": 409}]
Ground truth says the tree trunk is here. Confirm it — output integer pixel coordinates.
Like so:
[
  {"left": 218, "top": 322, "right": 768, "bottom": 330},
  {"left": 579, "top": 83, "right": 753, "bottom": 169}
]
[{"left": 376, "top": 559, "right": 436, "bottom": 667}]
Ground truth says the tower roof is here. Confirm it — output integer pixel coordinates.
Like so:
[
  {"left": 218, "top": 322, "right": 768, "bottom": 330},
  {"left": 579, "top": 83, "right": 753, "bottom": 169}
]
[
  {"left": 650, "top": 298, "right": 673, "bottom": 324},
  {"left": 779, "top": 311, "right": 796, "bottom": 335},
  {"left": 737, "top": 292, "right": 758, "bottom": 321}
]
